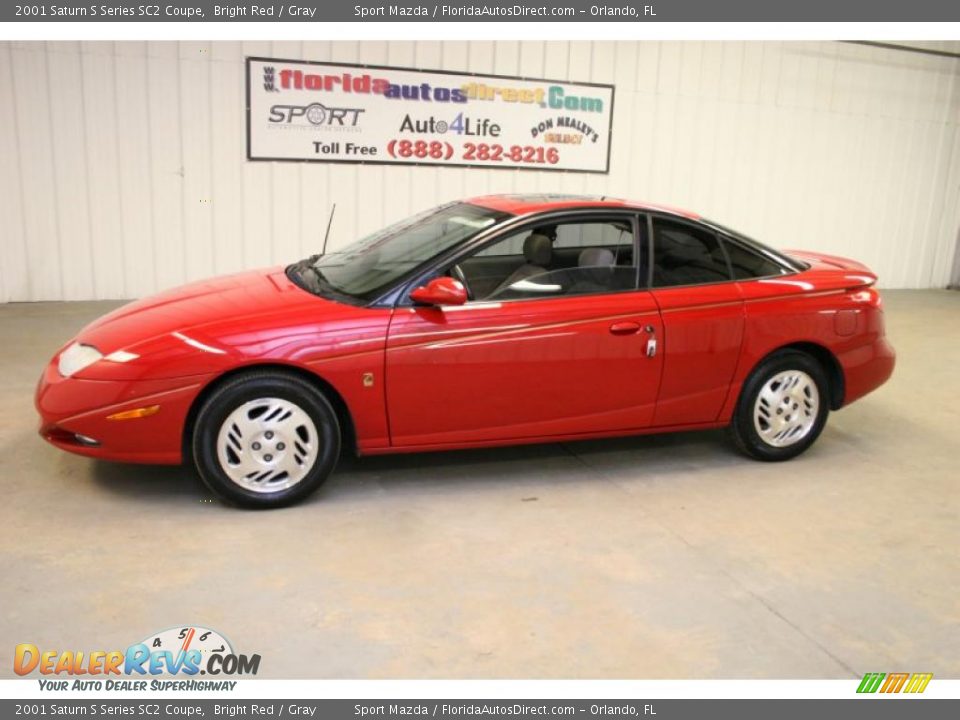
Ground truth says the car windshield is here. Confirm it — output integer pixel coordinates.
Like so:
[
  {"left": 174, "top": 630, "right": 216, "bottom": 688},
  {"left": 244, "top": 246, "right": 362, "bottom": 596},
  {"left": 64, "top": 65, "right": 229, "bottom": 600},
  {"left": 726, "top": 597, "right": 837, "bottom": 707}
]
[{"left": 295, "top": 202, "right": 507, "bottom": 302}]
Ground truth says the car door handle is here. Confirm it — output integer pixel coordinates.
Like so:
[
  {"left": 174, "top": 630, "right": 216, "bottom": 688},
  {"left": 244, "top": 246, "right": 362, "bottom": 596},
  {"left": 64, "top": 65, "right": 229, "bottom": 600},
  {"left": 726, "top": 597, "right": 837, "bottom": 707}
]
[{"left": 609, "top": 321, "right": 641, "bottom": 335}]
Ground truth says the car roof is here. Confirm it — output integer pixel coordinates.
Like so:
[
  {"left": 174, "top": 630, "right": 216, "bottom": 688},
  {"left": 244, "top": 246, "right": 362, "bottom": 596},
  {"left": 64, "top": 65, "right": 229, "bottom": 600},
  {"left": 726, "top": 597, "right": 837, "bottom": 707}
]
[{"left": 465, "top": 193, "right": 700, "bottom": 220}]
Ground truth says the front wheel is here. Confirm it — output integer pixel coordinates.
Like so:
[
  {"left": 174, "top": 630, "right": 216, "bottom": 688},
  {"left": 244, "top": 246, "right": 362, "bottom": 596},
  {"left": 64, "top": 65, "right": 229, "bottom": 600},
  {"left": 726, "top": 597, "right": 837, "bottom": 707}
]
[
  {"left": 728, "top": 350, "right": 829, "bottom": 461},
  {"left": 192, "top": 371, "right": 341, "bottom": 508}
]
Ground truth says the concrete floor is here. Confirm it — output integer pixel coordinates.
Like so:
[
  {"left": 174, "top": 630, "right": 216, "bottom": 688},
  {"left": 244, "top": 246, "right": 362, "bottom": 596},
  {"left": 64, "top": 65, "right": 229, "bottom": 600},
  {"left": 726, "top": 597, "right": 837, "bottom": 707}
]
[{"left": 1, "top": 290, "right": 958, "bottom": 679}]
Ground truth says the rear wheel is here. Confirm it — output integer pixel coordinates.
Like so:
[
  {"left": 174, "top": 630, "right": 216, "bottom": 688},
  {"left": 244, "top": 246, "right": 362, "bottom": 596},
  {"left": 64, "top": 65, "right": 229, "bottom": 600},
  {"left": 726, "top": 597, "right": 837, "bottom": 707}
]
[
  {"left": 192, "top": 371, "right": 340, "bottom": 508},
  {"left": 729, "top": 350, "right": 829, "bottom": 461}
]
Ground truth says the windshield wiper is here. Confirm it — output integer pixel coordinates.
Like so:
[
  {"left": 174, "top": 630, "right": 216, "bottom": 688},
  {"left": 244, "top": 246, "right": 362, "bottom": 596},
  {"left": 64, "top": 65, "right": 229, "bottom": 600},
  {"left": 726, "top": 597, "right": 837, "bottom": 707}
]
[
  {"left": 286, "top": 258, "right": 322, "bottom": 293},
  {"left": 307, "top": 266, "right": 333, "bottom": 292},
  {"left": 287, "top": 259, "right": 359, "bottom": 304},
  {"left": 300, "top": 263, "right": 329, "bottom": 294}
]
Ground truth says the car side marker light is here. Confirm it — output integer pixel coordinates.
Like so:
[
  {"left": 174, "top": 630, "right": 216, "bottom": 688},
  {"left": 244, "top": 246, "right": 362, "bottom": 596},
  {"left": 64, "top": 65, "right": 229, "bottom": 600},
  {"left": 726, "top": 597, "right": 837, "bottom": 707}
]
[{"left": 107, "top": 405, "right": 161, "bottom": 421}]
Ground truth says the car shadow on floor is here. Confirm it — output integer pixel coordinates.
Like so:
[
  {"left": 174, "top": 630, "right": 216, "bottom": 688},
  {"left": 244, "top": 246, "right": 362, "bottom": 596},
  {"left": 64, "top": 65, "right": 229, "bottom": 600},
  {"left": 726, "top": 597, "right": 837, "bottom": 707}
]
[
  {"left": 89, "top": 428, "right": 736, "bottom": 507},
  {"left": 324, "top": 428, "right": 737, "bottom": 498},
  {"left": 90, "top": 460, "right": 205, "bottom": 502}
]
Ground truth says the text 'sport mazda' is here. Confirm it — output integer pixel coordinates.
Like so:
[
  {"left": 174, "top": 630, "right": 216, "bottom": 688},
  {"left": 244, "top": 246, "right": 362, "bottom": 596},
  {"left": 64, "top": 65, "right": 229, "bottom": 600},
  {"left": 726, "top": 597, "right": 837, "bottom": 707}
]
[{"left": 36, "top": 195, "right": 895, "bottom": 508}]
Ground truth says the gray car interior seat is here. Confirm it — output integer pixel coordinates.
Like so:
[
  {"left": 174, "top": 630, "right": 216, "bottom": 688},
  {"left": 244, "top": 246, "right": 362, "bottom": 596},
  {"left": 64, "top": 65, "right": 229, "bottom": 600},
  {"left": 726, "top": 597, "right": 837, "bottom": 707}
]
[
  {"left": 489, "top": 233, "right": 554, "bottom": 297},
  {"left": 653, "top": 230, "right": 730, "bottom": 286},
  {"left": 569, "top": 247, "right": 616, "bottom": 294}
]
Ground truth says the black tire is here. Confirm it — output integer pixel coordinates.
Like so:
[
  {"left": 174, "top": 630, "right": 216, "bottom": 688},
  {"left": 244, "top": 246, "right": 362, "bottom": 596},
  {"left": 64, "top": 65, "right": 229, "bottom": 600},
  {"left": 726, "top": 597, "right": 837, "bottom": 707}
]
[
  {"left": 192, "top": 370, "right": 341, "bottom": 508},
  {"left": 728, "top": 350, "right": 830, "bottom": 462}
]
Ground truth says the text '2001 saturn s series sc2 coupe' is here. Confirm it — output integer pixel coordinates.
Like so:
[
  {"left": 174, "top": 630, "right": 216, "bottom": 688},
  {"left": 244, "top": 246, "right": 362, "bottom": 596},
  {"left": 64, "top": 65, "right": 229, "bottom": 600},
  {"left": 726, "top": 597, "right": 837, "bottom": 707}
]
[{"left": 36, "top": 195, "right": 895, "bottom": 508}]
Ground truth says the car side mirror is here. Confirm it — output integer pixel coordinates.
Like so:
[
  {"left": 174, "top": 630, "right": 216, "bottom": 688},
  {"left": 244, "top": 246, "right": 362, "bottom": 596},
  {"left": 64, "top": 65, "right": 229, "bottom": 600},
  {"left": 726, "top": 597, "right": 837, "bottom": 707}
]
[{"left": 410, "top": 277, "right": 468, "bottom": 307}]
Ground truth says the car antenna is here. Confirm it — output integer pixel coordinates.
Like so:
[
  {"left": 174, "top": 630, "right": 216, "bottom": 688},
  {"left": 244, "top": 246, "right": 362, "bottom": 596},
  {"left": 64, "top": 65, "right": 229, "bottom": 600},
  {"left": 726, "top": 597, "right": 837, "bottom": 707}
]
[{"left": 321, "top": 203, "right": 336, "bottom": 256}]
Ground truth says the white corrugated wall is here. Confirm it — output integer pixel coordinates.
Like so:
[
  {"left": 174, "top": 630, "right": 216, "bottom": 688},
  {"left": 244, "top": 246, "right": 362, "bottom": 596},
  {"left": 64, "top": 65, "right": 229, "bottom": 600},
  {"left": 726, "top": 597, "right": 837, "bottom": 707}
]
[{"left": 1, "top": 40, "right": 958, "bottom": 301}]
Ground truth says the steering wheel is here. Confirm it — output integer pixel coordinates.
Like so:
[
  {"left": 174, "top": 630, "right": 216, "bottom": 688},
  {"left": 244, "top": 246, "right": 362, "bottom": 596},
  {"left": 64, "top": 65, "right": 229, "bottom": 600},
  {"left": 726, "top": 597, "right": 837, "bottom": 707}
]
[{"left": 449, "top": 264, "right": 473, "bottom": 300}]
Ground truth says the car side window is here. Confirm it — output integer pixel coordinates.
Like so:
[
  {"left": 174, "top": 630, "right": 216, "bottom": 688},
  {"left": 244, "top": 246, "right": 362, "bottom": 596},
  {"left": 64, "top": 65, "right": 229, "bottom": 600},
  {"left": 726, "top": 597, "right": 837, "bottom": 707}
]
[
  {"left": 652, "top": 219, "right": 731, "bottom": 287},
  {"left": 455, "top": 218, "right": 641, "bottom": 302},
  {"left": 721, "top": 239, "right": 788, "bottom": 279},
  {"left": 474, "top": 229, "right": 532, "bottom": 258}
]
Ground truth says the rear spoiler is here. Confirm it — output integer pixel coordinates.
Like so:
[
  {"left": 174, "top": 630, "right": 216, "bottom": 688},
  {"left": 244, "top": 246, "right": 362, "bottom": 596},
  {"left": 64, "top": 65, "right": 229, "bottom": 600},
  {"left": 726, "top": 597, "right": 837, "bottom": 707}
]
[{"left": 784, "top": 250, "right": 878, "bottom": 288}]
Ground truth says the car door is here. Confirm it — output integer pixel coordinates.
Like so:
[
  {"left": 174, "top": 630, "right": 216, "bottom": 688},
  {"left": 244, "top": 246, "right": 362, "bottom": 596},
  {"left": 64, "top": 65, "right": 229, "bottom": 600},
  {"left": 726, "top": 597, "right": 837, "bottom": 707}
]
[
  {"left": 384, "top": 214, "right": 665, "bottom": 448},
  {"left": 647, "top": 216, "right": 745, "bottom": 426}
]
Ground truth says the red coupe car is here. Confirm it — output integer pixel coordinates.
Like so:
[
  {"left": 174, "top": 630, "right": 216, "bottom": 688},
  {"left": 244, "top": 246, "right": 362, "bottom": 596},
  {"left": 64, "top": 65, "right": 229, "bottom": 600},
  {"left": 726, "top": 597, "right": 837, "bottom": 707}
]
[{"left": 36, "top": 195, "right": 895, "bottom": 507}]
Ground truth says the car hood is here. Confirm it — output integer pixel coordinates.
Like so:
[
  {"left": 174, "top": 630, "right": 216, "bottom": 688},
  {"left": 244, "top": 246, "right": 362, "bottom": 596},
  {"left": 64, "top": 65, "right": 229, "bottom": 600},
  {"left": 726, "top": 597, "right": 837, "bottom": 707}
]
[
  {"left": 76, "top": 267, "right": 376, "bottom": 368},
  {"left": 77, "top": 267, "right": 316, "bottom": 353},
  {"left": 61, "top": 266, "right": 395, "bottom": 381}
]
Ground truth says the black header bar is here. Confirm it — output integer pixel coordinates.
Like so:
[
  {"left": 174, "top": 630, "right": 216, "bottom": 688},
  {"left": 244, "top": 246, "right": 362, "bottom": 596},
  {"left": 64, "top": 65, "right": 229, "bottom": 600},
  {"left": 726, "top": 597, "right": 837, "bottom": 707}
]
[{"left": 5, "top": 0, "right": 960, "bottom": 22}]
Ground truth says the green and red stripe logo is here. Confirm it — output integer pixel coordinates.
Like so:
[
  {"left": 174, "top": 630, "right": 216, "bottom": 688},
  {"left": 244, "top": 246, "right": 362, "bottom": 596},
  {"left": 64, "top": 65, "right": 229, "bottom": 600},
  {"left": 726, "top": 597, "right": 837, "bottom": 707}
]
[{"left": 857, "top": 672, "right": 933, "bottom": 694}]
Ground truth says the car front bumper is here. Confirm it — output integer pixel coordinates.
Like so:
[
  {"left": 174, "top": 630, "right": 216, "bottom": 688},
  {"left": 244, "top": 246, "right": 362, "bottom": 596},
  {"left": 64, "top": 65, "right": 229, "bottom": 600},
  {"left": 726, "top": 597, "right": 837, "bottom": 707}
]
[{"left": 35, "top": 358, "right": 208, "bottom": 464}]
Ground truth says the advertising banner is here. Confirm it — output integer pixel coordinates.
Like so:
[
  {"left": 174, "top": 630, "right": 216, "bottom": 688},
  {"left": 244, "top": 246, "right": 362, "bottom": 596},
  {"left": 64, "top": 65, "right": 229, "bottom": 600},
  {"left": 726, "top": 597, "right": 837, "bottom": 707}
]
[{"left": 246, "top": 57, "right": 615, "bottom": 173}]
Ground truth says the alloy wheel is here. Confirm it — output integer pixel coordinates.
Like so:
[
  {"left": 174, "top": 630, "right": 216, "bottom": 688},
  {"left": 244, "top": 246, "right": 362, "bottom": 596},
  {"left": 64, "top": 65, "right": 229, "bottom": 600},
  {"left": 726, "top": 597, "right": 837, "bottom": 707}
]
[
  {"left": 216, "top": 397, "right": 319, "bottom": 493},
  {"left": 752, "top": 370, "right": 820, "bottom": 448}
]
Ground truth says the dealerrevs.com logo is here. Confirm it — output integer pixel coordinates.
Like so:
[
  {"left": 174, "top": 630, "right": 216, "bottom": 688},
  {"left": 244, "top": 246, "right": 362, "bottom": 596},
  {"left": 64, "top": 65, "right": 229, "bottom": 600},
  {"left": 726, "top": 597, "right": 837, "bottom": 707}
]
[{"left": 14, "top": 626, "right": 260, "bottom": 691}]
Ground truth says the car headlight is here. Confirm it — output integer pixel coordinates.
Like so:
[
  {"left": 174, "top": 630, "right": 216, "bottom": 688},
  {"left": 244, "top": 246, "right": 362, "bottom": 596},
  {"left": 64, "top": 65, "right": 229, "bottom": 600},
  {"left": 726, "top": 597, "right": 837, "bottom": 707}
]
[{"left": 58, "top": 342, "right": 103, "bottom": 377}]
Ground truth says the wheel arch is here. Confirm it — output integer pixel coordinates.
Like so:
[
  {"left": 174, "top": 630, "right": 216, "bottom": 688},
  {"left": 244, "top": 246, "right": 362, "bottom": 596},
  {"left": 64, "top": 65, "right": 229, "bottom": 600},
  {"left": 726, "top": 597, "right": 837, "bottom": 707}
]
[
  {"left": 182, "top": 363, "right": 358, "bottom": 462},
  {"left": 757, "top": 341, "right": 845, "bottom": 410}
]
